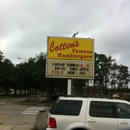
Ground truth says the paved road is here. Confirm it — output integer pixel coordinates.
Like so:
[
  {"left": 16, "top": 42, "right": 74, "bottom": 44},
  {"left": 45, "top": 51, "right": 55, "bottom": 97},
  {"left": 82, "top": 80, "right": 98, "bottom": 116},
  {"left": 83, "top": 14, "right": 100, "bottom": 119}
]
[{"left": 0, "top": 97, "right": 47, "bottom": 130}]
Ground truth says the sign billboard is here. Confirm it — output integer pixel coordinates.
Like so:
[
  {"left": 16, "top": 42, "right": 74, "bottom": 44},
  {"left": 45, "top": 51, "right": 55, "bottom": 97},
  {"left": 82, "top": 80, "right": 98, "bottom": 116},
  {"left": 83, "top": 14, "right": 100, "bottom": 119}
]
[
  {"left": 46, "top": 37, "right": 94, "bottom": 79},
  {"left": 48, "top": 37, "right": 94, "bottom": 60}
]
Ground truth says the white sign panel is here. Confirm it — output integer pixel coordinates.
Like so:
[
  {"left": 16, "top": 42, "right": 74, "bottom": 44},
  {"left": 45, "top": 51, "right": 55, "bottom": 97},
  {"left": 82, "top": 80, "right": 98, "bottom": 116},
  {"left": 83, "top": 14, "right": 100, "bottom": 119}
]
[{"left": 46, "top": 59, "right": 94, "bottom": 79}]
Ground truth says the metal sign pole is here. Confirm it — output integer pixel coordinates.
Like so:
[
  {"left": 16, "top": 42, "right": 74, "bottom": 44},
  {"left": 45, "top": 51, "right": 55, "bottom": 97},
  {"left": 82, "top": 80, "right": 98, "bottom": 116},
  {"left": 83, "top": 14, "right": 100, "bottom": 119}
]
[{"left": 67, "top": 79, "right": 71, "bottom": 95}]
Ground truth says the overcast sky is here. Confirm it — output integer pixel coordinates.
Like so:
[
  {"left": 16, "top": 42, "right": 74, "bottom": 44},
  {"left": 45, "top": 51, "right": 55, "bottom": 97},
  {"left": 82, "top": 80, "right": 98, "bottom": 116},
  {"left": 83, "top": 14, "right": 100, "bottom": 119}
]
[{"left": 0, "top": 0, "right": 130, "bottom": 70}]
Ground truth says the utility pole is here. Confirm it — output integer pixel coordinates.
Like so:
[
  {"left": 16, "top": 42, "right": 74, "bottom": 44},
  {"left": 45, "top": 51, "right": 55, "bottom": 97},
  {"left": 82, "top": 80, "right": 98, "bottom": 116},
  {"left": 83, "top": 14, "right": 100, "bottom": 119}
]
[
  {"left": 67, "top": 31, "right": 79, "bottom": 95},
  {"left": 18, "top": 57, "right": 27, "bottom": 63}
]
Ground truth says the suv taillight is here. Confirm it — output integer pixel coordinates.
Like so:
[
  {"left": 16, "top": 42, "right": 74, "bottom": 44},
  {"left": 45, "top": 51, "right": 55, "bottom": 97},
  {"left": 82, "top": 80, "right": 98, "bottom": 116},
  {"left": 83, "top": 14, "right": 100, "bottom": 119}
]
[{"left": 49, "top": 117, "right": 57, "bottom": 128}]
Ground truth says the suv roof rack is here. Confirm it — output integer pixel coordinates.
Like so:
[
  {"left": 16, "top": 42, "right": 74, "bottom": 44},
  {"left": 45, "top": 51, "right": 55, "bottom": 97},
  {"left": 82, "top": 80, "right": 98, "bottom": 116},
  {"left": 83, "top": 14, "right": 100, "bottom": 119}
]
[
  {"left": 63, "top": 95, "right": 118, "bottom": 99},
  {"left": 64, "top": 95, "right": 102, "bottom": 98}
]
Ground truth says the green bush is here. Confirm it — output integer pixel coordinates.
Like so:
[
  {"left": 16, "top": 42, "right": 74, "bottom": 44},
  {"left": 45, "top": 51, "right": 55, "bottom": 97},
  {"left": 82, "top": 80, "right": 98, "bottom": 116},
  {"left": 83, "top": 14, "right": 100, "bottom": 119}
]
[{"left": 51, "top": 94, "right": 61, "bottom": 100}]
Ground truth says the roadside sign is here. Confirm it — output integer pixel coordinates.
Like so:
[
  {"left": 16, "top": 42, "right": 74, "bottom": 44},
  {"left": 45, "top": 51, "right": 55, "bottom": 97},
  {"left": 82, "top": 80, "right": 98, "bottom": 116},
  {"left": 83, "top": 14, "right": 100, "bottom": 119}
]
[{"left": 46, "top": 37, "right": 94, "bottom": 79}]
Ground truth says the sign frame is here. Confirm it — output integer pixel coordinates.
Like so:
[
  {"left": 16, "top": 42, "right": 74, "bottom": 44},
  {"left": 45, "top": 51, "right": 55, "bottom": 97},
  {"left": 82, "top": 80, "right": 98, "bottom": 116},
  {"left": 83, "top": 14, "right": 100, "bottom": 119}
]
[{"left": 46, "top": 36, "right": 94, "bottom": 79}]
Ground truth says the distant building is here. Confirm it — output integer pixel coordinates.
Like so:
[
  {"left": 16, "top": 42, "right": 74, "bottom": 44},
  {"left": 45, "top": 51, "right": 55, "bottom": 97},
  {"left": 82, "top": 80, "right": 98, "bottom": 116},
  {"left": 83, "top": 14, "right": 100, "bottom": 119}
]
[{"left": 72, "top": 87, "right": 102, "bottom": 97}]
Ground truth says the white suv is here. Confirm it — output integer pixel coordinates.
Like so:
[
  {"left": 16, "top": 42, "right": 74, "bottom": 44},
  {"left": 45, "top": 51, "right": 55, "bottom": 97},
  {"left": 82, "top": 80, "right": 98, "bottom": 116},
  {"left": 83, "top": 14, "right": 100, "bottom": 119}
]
[{"left": 46, "top": 96, "right": 130, "bottom": 130}]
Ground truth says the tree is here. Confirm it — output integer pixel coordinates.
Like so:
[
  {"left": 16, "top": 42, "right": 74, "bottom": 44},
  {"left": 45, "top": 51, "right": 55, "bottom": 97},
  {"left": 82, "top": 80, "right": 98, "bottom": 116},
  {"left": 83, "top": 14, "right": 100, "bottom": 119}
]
[
  {"left": 116, "top": 65, "right": 130, "bottom": 97},
  {"left": 16, "top": 52, "right": 47, "bottom": 96},
  {"left": 1, "top": 50, "right": 129, "bottom": 99},
  {"left": 0, "top": 51, "right": 4, "bottom": 61},
  {"left": 34, "top": 52, "right": 47, "bottom": 93},
  {"left": 35, "top": 52, "right": 67, "bottom": 101},
  {"left": 109, "top": 62, "right": 118, "bottom": 96},
  {"left": 73, "top": 79, "right": 86, "bottom": 95},
  {"left": 0, "top": 51, "right": 4, "bottom": 88},
  {"left": 92, "top": 53, "right": 125, "bottom": 97},
  {"left": 0, "top": 58, "right": 14, "bottom": 95}
]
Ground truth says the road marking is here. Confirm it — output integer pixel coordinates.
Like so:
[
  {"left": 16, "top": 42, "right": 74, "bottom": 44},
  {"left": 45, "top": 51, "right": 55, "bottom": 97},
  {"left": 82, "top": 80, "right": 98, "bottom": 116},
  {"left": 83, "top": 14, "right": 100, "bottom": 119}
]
[{"left": 21, "top": 106, "right": 46, "bottom": 115}]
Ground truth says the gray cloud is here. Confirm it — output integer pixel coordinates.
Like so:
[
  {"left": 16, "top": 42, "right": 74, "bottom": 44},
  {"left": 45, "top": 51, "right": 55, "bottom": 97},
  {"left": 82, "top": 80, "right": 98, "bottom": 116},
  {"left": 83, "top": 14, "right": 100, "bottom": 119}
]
[{"left": 0, "top": 0, "right": 129, "bottom": 69}]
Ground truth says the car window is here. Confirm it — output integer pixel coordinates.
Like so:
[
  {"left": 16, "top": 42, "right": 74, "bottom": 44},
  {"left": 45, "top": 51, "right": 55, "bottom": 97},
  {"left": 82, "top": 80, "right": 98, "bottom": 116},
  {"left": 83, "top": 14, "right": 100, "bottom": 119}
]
[
  {"left": 50, "top": 100, "right": 82, "bottom": 116},
  {"left": 90, "top": 101, "right": 114, "bottom": 118},
  {"left": 116, "top": 103, "right": 130, "bottom": 119}
]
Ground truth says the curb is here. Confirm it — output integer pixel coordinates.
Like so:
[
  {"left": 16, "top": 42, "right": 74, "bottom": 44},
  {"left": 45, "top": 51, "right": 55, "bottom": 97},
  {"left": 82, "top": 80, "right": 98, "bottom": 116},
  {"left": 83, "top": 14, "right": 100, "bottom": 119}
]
[{"left": 33, "top": 107, "right": 48, "bottom": 130}]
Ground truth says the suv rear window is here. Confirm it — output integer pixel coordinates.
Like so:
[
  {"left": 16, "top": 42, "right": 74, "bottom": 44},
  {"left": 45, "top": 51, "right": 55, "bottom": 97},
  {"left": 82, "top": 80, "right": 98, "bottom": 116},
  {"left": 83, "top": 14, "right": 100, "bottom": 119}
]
[{"left": 50, "top": 100, "right": 82, "bottom": 116}]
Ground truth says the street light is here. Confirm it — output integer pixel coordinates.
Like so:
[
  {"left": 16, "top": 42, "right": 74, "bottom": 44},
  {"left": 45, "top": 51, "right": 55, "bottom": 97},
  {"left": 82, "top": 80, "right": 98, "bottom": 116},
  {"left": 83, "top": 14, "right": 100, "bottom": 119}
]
[
  {"left": 18, "top": 57, "right": 30, "bottom": 100},
  {"left": 18, "top": 57, "right": 27, "bottom": 63},
  {"left": 18, "top": 57, "right": 27, "bottom": 60}
]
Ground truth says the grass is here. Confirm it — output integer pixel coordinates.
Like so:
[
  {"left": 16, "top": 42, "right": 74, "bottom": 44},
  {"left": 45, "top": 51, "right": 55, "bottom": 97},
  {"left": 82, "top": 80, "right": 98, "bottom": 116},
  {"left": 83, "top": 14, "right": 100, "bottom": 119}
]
[
  {"left": 0, "top": 93, "right": 55, "bottom": 107},
  {"left": 0, "top": 94, "right": 17, "bottom": 99},
  {"left": 0, "top": 96, "right": 11, "bottom": 99},
  {"left": 18, "top": 101, "right": 38, "bottom": 106},
  {"left": 45, "top": 102, "right": 54, "bottom": 107},
  {"left": 17, "top": 96, "right": 55, "bottom": 107},
  {"left": 39, "top": 99, "right": 55, "bottom": 107},
  {"left": 18, "top": 97, "right": 40, "bottom": 106},
  {"left": 0, "top": 93, "right": 31, "bottom": 98}
]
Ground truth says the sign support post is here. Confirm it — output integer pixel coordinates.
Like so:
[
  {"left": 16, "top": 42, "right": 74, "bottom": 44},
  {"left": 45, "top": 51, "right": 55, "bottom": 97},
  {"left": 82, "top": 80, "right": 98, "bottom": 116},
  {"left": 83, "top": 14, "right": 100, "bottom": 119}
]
[
  {"left": 46, "top": 34, "right": 94, "bottom": 96},
  {"left": 67, "top": 79, "right": 71, "bottom": 95}
]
